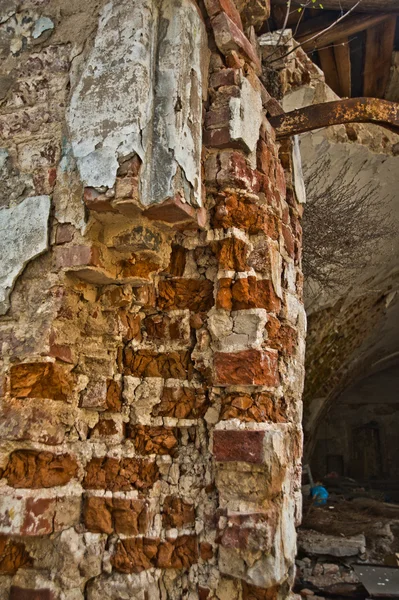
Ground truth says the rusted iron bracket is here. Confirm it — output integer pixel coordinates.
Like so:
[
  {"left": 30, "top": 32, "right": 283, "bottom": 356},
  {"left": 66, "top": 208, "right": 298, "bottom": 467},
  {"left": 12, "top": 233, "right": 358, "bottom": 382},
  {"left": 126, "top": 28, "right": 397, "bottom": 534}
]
[{"left": 269, "top": 98, "right": 399, "bottom": 138}]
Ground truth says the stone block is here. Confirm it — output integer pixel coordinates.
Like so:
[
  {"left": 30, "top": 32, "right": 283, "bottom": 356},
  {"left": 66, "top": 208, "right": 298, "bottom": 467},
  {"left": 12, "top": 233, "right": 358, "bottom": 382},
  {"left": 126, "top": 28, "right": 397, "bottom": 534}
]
[
  {"left": 214, "top": 348, "right": 279, "bottom": 386},
  {"left": 298, "top": 530, "right": 366, "bottom": 558}
]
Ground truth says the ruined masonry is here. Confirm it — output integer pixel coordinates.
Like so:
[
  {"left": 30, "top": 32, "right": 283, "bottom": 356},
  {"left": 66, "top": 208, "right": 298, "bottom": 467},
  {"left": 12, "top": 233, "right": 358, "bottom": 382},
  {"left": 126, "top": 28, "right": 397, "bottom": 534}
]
[{"left": 0, "top": 1, "right": 305, "bottom": 599}]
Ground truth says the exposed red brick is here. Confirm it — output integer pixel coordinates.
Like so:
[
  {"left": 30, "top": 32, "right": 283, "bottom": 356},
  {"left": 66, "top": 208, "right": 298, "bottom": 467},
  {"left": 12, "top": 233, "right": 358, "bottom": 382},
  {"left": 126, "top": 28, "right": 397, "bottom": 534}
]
[
  {"left": 132, "top": 284, "right": 156, "bottom": 307},
  {"left": 117, "top": 154, "right": 142, "bottom": 177},
  {"left": 204, "top": 0, "right": 243, "bottom": 30},
  {"left": 157, "top": 535, "right": 199, "bottom": 569},
  {"left": 214, "top": 349, "right": 279, "bottom": 386},
  {"left": 221, "top": 392, "right": 288, "bottom": 423},
  {"left": 205, "top": 105, "right": 231, "bottom": 131},
  {"left": 55, "top": 223, "right": 75, "bottom": 244},
  {"left": 213, "top": 430, "right": 265, "bottom": 463},
  {"left": 21, "top": 498, "right": 56, "bottom": 536},
  {"left": 166, "top": 244, "right": 187, "bottom": 277},
  {"left": 218, "top": 511, "right": 278, "bottom": 552},
  {"left": 10, "top": 588, "right": 55, "bottom": 600},
  {"left": 242, "top": 582, "right": 279, "bottom": 600},
  {"left": 119, "top": 257, "right": 160, "bottom": 279},
  {"left": 212, "top": 193, "right": 268, "bottom": 234},
  {"left": 208, "top": 151, "right": 261, "bottom": 192},
  {"left": 0, "top": 537, "right": 32, "bottom": 574},
  {"left": 143, "top": 196, "right": 199, "bottom": 225},
  {"left": 106, "top": 379, "right": 122, "bottom": 411},
  {"left": 89, "top": 418, "right": 119, "bottom": 439},
  {"left": 3, "top": 450, "right": 78, "bottom": 488},
  {"left": 112, "top": 537, "right": 158, "bottom": 573},
  {"left": 198, "top": 587, "right": 211, "bottom": 600},
  {"left": 83, "top": 457, "right": 159, "bottom": 492},
  {"left": 210, "top": 68, "right": 241, "bottom": 89},
  {"left": 130, "top": 425, "right": 179, "bottom": 457},
  {"left": 115, "top": 176, "right": 139, "bottom": 200},
  {"left": 231, "top": 277, "right": 281, "bottom": 311},
  {"left": 112, "top": 535, "right": 198, "bottom": 573},
  {"left": 54, "top": 245, "right": 103, "bottom": 269},
  {"left": 210, "top": 12, "right": 261, "bottom": 74},
  {"left": 84, "top": 496, "right": 149, "bottom": 536},
  {"left": 204, "top": 127, "right": 236, "bottom": 150},
  {"left": 216, "top": 278, "right": 233, "bottom": 311},
  {"left": 213, "top": 237, "right": 248, "bottom": 271},
  {"left": 143, "top": 314, "right": 170, "bottom": 340},
  {"left": 9, "top": 362, "right": 72, "bottom": 401},
  {"left": 200, "top": 542, "right": 214, "bottom": 560},
  {"left": 152, "top": 386, "right": 208, "bottom": 419},
  {"left": 83, "top": 187, "right": 116, "bottom": 213},
  {"left": 119, "top": 312, "right": 142, "bottom": 343},
  {"left": 162, "top": 496, "right": 195, "bottom": 529},
  {"left": 282, "top": 223, "right": 295, "bottom": 258},
  {"left": 158, "top": 279, "right": 214, "bottom": 312},
  {"left": 123, "top": 349, "right": 194, "bottom": 380},
  {"left": 266, "top": 318, "right": 297, "bottom": 356}
]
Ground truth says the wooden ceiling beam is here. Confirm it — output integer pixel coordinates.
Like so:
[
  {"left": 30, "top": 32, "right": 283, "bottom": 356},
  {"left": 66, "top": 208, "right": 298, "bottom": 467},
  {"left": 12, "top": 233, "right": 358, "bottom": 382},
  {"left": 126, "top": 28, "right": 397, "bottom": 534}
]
[
  {"left": 297, "top": 13, "right": 391, "bottom": 52},
  {"left": 363, "top": 16, "right": 396, "bottom": 98},
  {"left": 318, "top": 46, "right": 341, "bottom": 96},
  {"left": 334, "top": 38, "right": 352, "bottom": 97},
  {"left": 269, "top": 98, "right": 399, "bottom": 138},
  {"left": 272, "top": 0, "right": 399, "bottom": 14}
]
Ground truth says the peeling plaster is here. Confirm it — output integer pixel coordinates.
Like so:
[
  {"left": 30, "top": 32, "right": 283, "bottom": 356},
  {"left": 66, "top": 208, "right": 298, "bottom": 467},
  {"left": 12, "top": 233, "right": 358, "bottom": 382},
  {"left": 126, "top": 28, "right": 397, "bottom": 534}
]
[
  {"left": 229, "top": 77, "right": 263, "bottom": 153},
  {"left": 67, "top": 0, "right": 207, "bottom": 208},
  {"left": 0, "top": 195, "right": 51, "bottom": 315}
]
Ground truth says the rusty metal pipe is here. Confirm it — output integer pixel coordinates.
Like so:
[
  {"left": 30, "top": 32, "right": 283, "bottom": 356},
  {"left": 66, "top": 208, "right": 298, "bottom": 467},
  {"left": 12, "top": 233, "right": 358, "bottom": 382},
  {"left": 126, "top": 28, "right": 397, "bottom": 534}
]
[{"left": 269, "top": 98, "right": 399, "bottom": 138}]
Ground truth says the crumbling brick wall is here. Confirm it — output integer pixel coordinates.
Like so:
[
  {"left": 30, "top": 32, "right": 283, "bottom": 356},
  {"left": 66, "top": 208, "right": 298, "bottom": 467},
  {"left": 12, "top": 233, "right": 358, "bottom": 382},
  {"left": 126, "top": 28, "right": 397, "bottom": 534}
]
[{"left": 0, "top": 1, "right": 305, "bottom": 598}]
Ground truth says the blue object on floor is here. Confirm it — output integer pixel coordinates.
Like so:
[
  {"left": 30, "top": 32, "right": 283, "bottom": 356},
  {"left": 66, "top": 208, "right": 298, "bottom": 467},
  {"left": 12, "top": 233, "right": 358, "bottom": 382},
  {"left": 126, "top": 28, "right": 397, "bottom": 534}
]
[{"left": 310, "top": 485, "right": 329, "bottom": 506}]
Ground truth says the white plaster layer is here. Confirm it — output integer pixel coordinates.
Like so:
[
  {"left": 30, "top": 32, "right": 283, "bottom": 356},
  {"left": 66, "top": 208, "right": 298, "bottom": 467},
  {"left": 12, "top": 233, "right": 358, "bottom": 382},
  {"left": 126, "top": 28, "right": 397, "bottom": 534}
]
[
  {"left": 0, "top": 195, "right": 50, "bottom": 315},
  {"left": 229, "top": 77, "right": 263, "bottom": 153},
  {"left": 68, "top": 0, "right": 206, "bottom": 208}
]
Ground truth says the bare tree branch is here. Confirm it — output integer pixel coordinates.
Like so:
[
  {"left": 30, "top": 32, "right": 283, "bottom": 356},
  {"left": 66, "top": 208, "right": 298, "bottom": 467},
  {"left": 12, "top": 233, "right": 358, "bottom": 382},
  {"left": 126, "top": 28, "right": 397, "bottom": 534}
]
[
  {"left": 302, "top": 154, "right": 395, "bottom": 293},
  {"left": 266, "top": 0, "right": 363, "bottom": 65}
]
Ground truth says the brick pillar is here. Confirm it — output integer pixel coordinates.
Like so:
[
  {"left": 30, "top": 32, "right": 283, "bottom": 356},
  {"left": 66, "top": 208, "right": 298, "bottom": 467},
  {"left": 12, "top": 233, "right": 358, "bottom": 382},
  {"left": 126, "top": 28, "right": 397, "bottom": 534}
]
[{"left": 0, "top": 1, "right": 304, "bottom": 598}]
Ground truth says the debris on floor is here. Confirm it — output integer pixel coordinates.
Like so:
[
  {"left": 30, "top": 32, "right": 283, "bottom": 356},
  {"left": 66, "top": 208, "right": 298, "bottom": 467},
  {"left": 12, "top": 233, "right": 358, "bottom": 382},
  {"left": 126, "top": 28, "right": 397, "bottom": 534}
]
[{"left": 295, "top": 490, "right": 399, "bottom": 599}]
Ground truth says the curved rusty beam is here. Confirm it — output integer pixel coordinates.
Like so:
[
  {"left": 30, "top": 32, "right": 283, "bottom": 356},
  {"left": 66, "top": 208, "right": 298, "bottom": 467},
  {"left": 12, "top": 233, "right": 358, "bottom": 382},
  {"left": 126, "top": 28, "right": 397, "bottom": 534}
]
[{"left": 269, "top": 98, "right": 399, "bottom": 139}]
